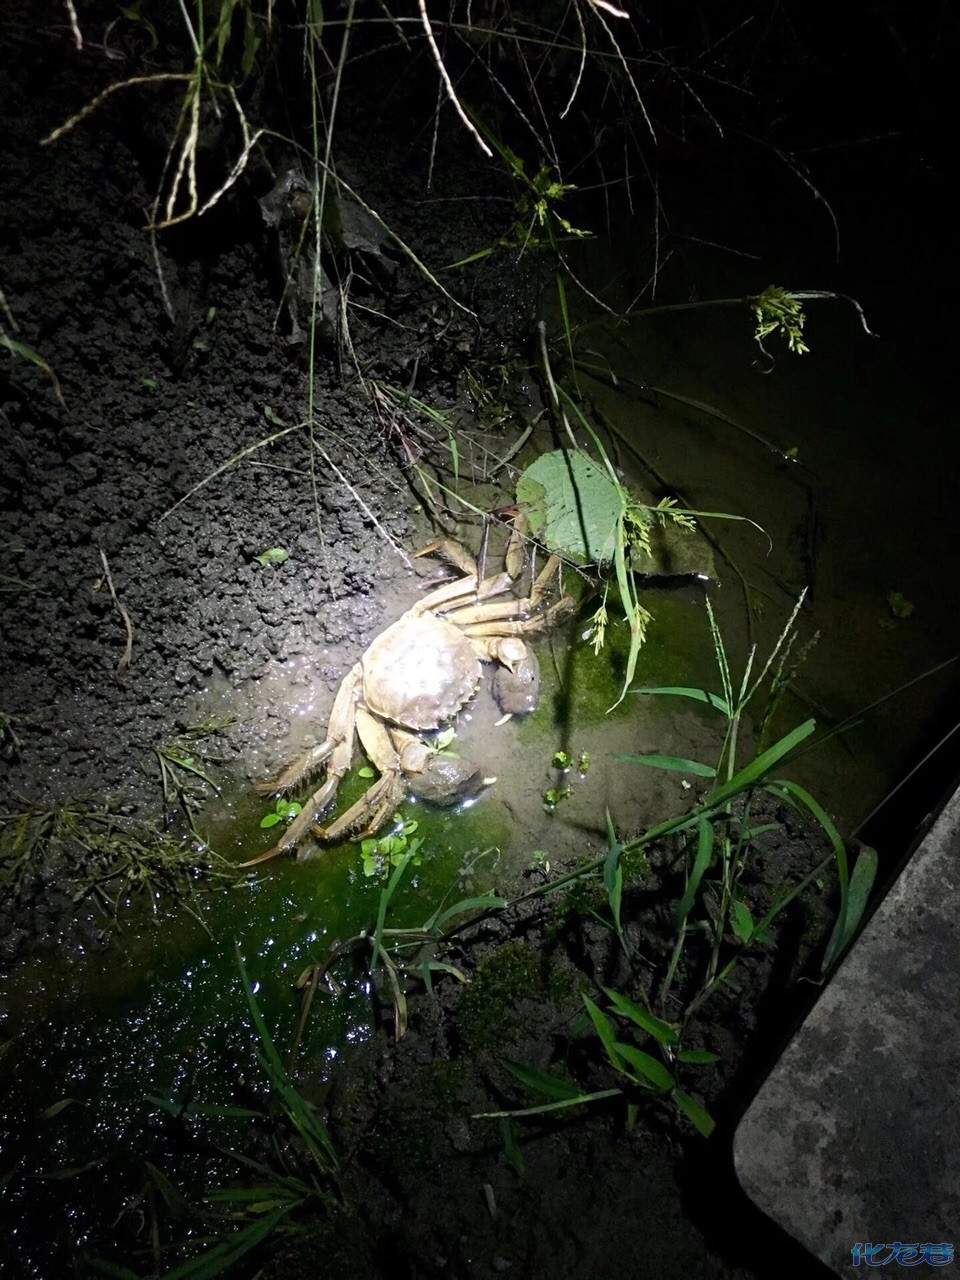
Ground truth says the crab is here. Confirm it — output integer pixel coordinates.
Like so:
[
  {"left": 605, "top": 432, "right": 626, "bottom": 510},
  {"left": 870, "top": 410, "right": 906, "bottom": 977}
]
[{"left": 244, "top": 543, "right": 572, "bottom": 864}]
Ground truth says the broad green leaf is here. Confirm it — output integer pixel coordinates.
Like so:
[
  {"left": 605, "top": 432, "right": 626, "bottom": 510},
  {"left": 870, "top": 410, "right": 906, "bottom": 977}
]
[
  {"left": 612, "top": 752, "right": 716, "bottom": 778},
  {"left": 259, "top": 812, "right": 280, "bottom": 828},
  {"left": 515, "top": 449, "right": 623, "bottom": 565},
  {"left": 601, "top": 988, "right": 678, "bottom": 1046},
  {"left": 673, "top": 1089, "right": 716, "bottom": 1137},
  {"left": 254, "top": 547, "right": 290, "bottom": 567},
  {"left": 612, "top": 1042, "right": 674, "bottom": 1092}
]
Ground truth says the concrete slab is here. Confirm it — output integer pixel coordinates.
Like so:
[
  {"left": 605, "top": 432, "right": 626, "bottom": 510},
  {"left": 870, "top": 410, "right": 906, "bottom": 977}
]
[{"left": 734, "top": 783, "right": 960, "bottom": 1274}]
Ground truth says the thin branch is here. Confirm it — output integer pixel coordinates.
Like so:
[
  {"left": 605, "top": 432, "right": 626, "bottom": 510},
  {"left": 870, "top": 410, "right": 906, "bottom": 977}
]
[
  {"left": 97, "top": 549, "right": 134, "bottom": 672},
  {"left": 40, "top": 74, "right": 192, "bottom": 147},
  {"left": 417, "top": 0, "right": 492, "bottom": 157}
]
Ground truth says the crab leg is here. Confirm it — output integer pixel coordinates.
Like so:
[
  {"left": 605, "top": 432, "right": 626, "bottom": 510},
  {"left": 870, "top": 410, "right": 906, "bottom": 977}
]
[
  {"left": 313, "top": 706, "right": 405, "bottom": 842},
  {"left": 443, "top": 555, "right": 566, "bottom": 627},
  {"left": 459, "top": 596, "right": 575, "bottom": 638},
  {"left": 240, "top": 664, "right": 361, "bottom": 865}
]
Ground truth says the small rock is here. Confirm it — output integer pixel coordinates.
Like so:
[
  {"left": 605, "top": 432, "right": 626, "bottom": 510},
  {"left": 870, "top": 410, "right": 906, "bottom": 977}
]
[{"left": 408, "top": 755, "right": 484, "bottom": 806}]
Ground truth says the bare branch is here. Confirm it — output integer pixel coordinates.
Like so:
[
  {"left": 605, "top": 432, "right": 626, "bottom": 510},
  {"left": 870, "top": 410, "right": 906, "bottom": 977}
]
[{"left": 417, "top": 0, "right": 492, "bottom": 157}]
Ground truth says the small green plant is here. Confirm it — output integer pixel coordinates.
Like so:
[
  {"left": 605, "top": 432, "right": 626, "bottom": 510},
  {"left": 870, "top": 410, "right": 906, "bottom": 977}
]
[
  {"left": 152, "top": 731, "right": 222, "bottom": 835},
  {"left": 886, "top": 590, "right": 914, "bottom": 619},
  {"left": 477, "top": 987, "right": 716, "bottom": 1137},
  {"left": 360, "top": 819, "right": 420, "bottom": 878},
  {"left": 260, "top": 797, "right": 302, "bottom": 829},
  {"left": 543, "top": 785, "right": 572, "bottom": 812},
  {"left": 750, "top": 285, "right": 810, "bottom": 355},
  {"left": 552, "top": 749, "right": 571, "bottom": 769},
  {"left": 254, "top": 546, "right": 290, "bottom": 567},
  {"left": 0, "top": 323, "right": 63, "bottom": 403}
]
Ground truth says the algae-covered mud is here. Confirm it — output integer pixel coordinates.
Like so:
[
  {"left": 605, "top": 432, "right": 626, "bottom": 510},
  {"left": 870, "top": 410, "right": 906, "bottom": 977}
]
[{"left": 1, "top": 2, "right": 956, "bottom": 1277}]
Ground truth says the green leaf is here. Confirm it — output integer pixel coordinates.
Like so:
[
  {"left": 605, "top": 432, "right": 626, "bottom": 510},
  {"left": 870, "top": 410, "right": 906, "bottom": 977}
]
[
  {"left": 503, "top": 1060, "right": 584, "bottom": 1100},
  {"left": 632, "top": 685, "right": 731, "bottom": 717},
  {"left": 371, "top": 846, "right": 419, "bottom": 970},
  {"left": 676, "top": 817, "right": 714, "bottom": 927},
  {"left": 676, "top": 1049, "right": 720, "bottom": 1065},
  {"left": 612, "top": 752, "right": 716, "bottom": 778},
  {"left": 254, "top": 547, "right": 290, "bottom": 567},
  {"left": 582, "top": 995, "right": 623, "bottom": 1071},
  {"left": 515, "top": 448, "right": 623, "bottom": 565},
  {"left": 706, "top": 719, "right": 816, "bottom": 806},
  {"left": 730, "top": 899, "right": 754, "bottom": 944},
  {"left": 41, "top": 1098, "right": 79, "bottom": 1121},
  {"left": 259, "top": 812, "right": 281, "bottom": 828},
  {"left": 430, "top": 893, "right": 507, "bottom": 932},
  {"left": 601, "top": 988, "right": 678, "bottom": 1046},
  {"left": 357, "top": 766, "right": 375, "bottom": 778},
  {"left": 673, "top": 1090, "right": 716, "bottom": 1137},
  {"left": 821, "top": 842, "right": 878, "bottom": 975},
  {"left": 764, "top": 777, "right": 858, "bottom": 972},
  {"left": 500, "top": 1116, "right": 524, "bottom": 1176},
  {"left": 0, "top": 332, "right": 63, "bottom": 403},
  {"left": 145, "top": 1093, "right": 183, "bottom": 1118},
  {"left": 612, "top": 1042, "right": 675, "bottom": 1092},
  {"left": 602, "top": 808, "right": 623, "bottom": 938},
  {"left": 156, "top": 1205, "right": 292, "bottom": 1279},
  {"left": 886, "top": 590, "right": 914, "bottom": 618}
]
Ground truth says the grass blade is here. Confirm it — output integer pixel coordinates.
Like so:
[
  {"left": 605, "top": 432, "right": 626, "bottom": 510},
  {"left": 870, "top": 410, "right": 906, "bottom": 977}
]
[
  {"left": 821, "top": 842, "right": 878, "bottom": 974},
  {"left": 582, "top": 994, "right": 623, "bottom": 1071},
  {"left": 676, "top": 817, "right": 714, "bottom": 927},
  {"left": 706, "top": 719, "right": 816, "bottom": 806},
  {"left": 602, "top": 987, "right": 678, "bottom": 1046},
  {"left": 612, "top": 1042, "right": 674, "bottom": 1092},
  {"left": 612, "top": 752, "right": 716, "bottom": 778},
  {"left": 673, "top": 1089, "right": 716, "bottom": 1138},
  {"left": 602, "top": 807, "right": 623, "bottom": 938},
  {"left": 474, "top": 1089, "right": 622, "bottom": 1120},
  {"left": 503, "top": 1060, "right": 585, "bottom": 1100},
  {"left": 632, "top": 685, "right": 731, "bottom": 716}
]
